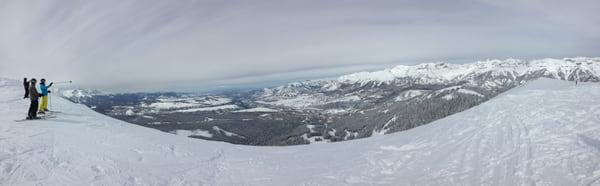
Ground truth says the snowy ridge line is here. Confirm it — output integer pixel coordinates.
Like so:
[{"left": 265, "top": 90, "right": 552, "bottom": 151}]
[
  {"left": 335, "top": 57, "right": 600, "bottom": 85},
  {"left": 256, "top": 57, "right": 600, "bottom": 111},
  {"left": 257, "top": 57, "right": 600, "bottom": 103}
]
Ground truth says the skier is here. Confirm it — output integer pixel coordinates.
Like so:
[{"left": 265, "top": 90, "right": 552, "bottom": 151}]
[
  {"left": 23, "top": 78, "right": 29, "bottom": 99},
  {"left": 27, "top": 79, "right": 41, "bottom": 120},
  {"left": 38, "top": 79, "right": 53, "bottom": 113}
]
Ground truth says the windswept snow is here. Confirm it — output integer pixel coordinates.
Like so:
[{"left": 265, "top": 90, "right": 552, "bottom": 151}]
[{"left": 2, "top": 78, "right": 600, "bottom": 185}]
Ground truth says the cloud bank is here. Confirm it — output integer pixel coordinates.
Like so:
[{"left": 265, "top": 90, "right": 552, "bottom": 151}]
[{"left": 1, "top": 0, "right": 598, "bottom": 91}]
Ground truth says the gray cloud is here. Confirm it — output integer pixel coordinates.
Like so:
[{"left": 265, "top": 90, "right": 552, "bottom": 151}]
[{"left": 1, "top": 0, "right": 598, "bottom": 92}]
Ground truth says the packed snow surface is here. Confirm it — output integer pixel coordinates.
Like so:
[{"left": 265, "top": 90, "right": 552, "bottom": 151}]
[{"left": 2, "top": 78, "right": 600, "bottom": 185}]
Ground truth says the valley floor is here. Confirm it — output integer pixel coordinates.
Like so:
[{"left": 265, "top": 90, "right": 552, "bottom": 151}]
[{"left": 1, "top": 78, "right": 600, "bottom": 185}]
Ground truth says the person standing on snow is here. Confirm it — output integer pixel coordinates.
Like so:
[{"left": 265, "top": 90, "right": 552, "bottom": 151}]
[
  {"left": 23, "top": 78, "right": 29, "bottom": 99},
  {"left": 38, "top": 79, "right": 53, "bottom": 113},
  {"left": 27, "top": 79, "right": 41, "bottom": 120}
]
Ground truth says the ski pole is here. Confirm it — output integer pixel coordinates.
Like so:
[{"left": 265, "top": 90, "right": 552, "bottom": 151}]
[
  {"left": 53, "top": 80, "right": 73, "bottom": 85},
  {"left": 47, "top": 81, "right": 72, "bottom": 111}
]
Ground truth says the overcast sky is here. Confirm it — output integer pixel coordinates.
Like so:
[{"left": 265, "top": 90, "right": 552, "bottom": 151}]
[{"left": 1, "top": 0, "right": 599, "bottom": 92}]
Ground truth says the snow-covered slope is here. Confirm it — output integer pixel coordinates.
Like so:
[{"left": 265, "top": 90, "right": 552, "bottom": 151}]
[{"left": 2, "top": 77, "right": 600, "bottom": 185}]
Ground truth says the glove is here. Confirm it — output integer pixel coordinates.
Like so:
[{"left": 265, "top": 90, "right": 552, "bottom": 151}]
[{"left": 48, "top": 90, "right": 52, "bottom": 93}]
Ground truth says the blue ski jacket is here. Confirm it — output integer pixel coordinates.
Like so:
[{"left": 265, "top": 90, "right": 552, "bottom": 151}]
[{"left": 40, "top": 83, "right": 50, "bottom": 96}]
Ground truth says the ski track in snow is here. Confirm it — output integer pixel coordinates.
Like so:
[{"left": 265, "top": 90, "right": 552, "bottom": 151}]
[{"left": 1, "top": 78, "right": 600, "bottom": 185}]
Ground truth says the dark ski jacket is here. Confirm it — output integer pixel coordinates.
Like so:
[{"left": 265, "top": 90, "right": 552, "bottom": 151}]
[
  {"left": 29, "top": 84, "right": 40, "bottom": 101},
  {"left": 23, "top": 79, "right": 29, "bottom": 90}
]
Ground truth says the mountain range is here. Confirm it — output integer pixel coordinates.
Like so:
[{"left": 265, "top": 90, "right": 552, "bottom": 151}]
[{"left": 61, "top": 57, "right": 600, "bottom": 145}]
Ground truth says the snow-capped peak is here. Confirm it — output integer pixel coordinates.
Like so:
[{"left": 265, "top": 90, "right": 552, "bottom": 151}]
[
  {"left": 60, "top": 89, "right": 107, "bottom": 99},
  {"left": 338, "top": 57, "right": 600, "bottom": 85}
]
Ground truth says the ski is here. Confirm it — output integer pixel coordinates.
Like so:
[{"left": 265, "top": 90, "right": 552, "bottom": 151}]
[{"left": 14, "top": 115, "right": 58, "bottom": 122}]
